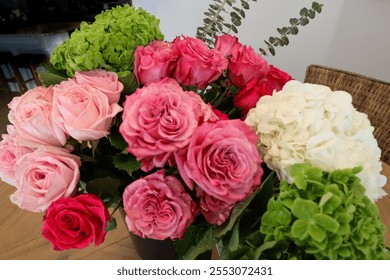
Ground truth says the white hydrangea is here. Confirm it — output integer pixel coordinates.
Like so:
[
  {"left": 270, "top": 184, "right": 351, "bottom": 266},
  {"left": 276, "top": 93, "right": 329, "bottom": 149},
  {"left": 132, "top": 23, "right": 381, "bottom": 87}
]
[{"left": 245, "top": 80, "right": 387, "bottom": 201}]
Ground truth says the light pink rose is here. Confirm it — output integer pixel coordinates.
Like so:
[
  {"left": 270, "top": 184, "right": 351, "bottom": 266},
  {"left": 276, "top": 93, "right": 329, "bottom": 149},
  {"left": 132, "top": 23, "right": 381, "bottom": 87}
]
[
  {"left": 172, "top": 36, "right": 228, "bottom": 88},
  {"left": 0, "top": 125, "right": 33, "bottom": 186},
  {"left": 10, "top": 146, "right": 81, "bottom": 212},
  {"left": 197, "top": 189, "right": 235, "bottom": 225},
  {"left": 176, "top": 119, "right": 263, "bottom": 204},
  {"left": 7, "top": 86, "right": 68, "bottom": 147},
  {"left": 122, "top": 170, "right": 197, "bottom": 240},
  {"left": 73, "top": 69, "right": 124, "bottom": 104},
  {"left": 134, "top": 40, "right": 178, "bottom": 86},
  {"left": 228, "top": 44, "right": 269, "bottom": 88},
  {"left": 52, "top": 80, "right": 123, "bottom": 141},
  {"left": 119, "top": 78, "right": 216, "bottom": 171},
  {"left": 214, "top": 34, "right": 242, "bottom": 58}
]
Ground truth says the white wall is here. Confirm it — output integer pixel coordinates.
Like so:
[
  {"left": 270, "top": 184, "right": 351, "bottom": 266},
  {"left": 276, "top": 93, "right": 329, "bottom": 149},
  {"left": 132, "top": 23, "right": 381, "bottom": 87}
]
[{"left": 133, "top": 0, "right": 390, "bottom": 82}]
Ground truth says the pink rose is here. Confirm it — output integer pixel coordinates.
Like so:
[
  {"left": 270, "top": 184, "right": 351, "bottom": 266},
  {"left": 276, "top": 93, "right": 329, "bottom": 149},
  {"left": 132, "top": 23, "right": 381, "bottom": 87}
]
[
  {"left": 234, "top": 65, "right": 293, "bottom": 117},
  {"left": 172, "top": 36, "right": 228, "bottom": 88},
  {"left": 74, "top": 69, "right": 124, "bottom": 104},
  {"left": 42, "top": 194, "right": 110, "bottom": 250},
  {"left": 10, "top": 146, "right": 81, "bottom": 212},
  {"left": 52, "top": 80, "right": 123, "bottom": 141},
  {"left": 122, "top": 170, "right": 197, "bottom": 240},
  {"left": 176, "top": 119, "right": 263, "bottom": 204},
  {"left": 0, "top": 125, "right": 33, "bottom": 186},
  {"left": 119, "top": 78, "right": 216, "bottom": 171},
  {"left": 7, "top": 86, "right": 68, "bottom": 147},
  {"left": 134, "top": 40, "right": 178, "bottom": 86},
  {"left": 228, "top": 45, "right": 269, "bottom": 88},
  {"left": 198, "top": 189, "right": 235, "bottom": 225},
  {"left": 214, "top": 34, "right": 242, "bottom": 58}
]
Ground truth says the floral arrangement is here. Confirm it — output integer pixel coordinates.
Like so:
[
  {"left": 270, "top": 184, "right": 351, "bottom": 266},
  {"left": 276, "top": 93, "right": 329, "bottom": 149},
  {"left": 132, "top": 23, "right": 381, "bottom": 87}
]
[{"left": 0, "top": 3, "right": 388, "bottom": 259}]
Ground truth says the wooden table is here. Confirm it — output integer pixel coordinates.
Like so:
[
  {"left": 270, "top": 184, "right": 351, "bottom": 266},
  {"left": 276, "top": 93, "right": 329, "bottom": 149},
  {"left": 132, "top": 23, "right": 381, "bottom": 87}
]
[{"left": 0, "top": 163, "right": 389, "bottom": 260}]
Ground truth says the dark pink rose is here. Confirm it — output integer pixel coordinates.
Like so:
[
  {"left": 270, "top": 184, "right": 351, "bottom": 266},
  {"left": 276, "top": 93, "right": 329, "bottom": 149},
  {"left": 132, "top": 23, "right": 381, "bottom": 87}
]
[
  {"left": 134, "top": 40, "right": 178, "bottom": 86},
  {"left": 0, "top": 125, "right": 33, "bottom": 186},
  {"left": 265, "top": 65, "right": 294, "bottom": 90},
  {"left": 42, "top": 194, "right": 110, "bottom": 251},
  {"left": 119, "top": 78, "right": 216, "bottom": 171},
  {"left": 228, "top": 45, "right": 269, "bottom": 88},
  {"left": 74, "top": 69, "right": 124, "bottom": 104},
  {"left": 10, "top": 146, "right": 81, "bottom": 212},
  {"left": 197, "top": 189, "right": 235, "bottom": 225},
  {"left": 234, "top": 65, "right": 293, "bottom": 117},
  {"left": 7, "top": 86, "right": 68, "bottom": 147},
  {"left": 52, "top": 80, "right": 123, "bottom": 141},
  {"left": 176, "top": 119, "right": 263, "bottom": 204},
  {"left": 172, "top": 36, "right": 228, "bottom": 88},
  {"left": 122, "top": 170, "right": 197, "bottom": 240},
  {"left": 214, "top": 34, "right": 242, "bottom": 58}
]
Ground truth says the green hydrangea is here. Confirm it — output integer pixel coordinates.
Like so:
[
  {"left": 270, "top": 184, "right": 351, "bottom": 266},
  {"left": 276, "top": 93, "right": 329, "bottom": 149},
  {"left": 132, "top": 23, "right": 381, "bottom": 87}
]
[
  {"left": 260, "top": 163, "right": 388, "bottom": 260},
  {"left": 50, "top": 4, "right": 164, "bottom": 77}
]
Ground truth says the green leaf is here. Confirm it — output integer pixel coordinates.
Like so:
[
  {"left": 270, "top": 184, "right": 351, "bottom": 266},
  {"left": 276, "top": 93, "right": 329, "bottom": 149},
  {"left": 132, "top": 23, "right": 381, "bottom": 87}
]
[
  {"left": 253, "top": 240, "right": 281, "bottom": 259},
  {"left": 300, "top": 7, "right": 309, "bottom": 16},
  {"left": 314, "top": 213, "right": 340, "bottom": 233},
  {"left": 312, "top": 2, "right": 323, "bottom": 13},
  {"left": 105, "top": 217, "right": 117, "bottom": 232},
  {"left": 241, "top": 0, "right": 249, "bottom": 9},
  {"left": 38, "top": 70, "right": 68, "bottom": 86},
  {"left": 108, "top": 127, "right": 128, "bottom": 150},
  {"left": 216, "top": 172, "right": 276, "bottom": 238},
  {"left": 308, "top": 224, "right": 326, "bottom": 243},
  {"left": 291, "top": 198, "right": 319, "bottom": 219},
  {"left": 176, "top": 224, "right": 217, "bottom": 260},
  {"left": 291, "top": 219, "right": 309, "bottom": 240},
  {"left": 227, "top": 221, "right": 240, "bottom": 251},
  {"left": 119, "top": 72, "right": 138, "bottom": 93},
  {"left": 300, "top": 17, "right": 310, "bottom": 26},
  {"left": 112, "top": 152, "right": 141, "bottom": 176}
]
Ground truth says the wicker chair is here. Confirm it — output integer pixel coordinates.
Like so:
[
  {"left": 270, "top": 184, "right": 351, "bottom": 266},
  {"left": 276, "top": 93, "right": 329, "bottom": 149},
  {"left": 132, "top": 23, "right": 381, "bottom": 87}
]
[{"left": 304, "top": 64, "right": 390, "bottom": 165}]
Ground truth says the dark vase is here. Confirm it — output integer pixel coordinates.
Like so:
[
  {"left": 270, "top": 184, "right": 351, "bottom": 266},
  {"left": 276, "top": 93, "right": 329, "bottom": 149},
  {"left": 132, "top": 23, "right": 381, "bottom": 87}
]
[
  {"left": 130, "top": 232, "right": 178, "bottom": 260},
  {"left": 119, "top": 208, "right": 178, "bottom": 260}
]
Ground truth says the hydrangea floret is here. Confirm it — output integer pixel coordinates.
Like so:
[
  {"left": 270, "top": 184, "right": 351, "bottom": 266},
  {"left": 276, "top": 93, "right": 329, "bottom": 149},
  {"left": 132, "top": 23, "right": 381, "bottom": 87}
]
[
  {"left": 245, "top": 80, "right": 387, "bottom": 201},
  {"left": 260, "top": 163, "right": 388, "bottom": 260}
]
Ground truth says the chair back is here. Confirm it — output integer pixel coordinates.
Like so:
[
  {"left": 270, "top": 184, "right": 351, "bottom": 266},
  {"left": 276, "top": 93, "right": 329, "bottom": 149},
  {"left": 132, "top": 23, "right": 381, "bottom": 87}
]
[{"left": 304, "top": 64, "right": 390, "bottom": 165}]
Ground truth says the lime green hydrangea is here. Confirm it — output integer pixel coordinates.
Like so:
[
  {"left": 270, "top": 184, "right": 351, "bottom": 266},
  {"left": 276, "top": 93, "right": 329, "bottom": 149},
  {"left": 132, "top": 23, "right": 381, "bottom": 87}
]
[
  {"left": 50, "top": 4, "right": 164, "bottom": 77},
  {"left": 260, "top": 163, "right": 388, "bottom": 260}
]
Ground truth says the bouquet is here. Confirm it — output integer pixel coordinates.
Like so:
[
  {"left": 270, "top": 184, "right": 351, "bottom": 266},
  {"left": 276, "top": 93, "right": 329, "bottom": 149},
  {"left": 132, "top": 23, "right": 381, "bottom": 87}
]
[{"left": 0, "top": 3, "right": 388, "bottom": 259}]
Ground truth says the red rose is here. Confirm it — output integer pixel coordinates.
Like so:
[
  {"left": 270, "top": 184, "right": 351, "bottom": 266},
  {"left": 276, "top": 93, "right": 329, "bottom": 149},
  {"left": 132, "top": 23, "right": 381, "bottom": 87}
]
[
  {"left": 228, "top": 45, "right": 269, "bottom": 88},
  {"left": 172, "top": 36, "right": 228, "bottom": 88},
  {"left": 234, "top": 78, "right": 273, "bottom": 117},
  {"left": 234, "top": 65, "right": 293, "bottom": 117},
  {"left": 134, "top": 40, "right": 178, "bottom": 86},
  {"left": 42, "top": 194, "right": 110, "bottom": 251},
  {"left": 266, "top": 65, "right": 294, "bottom": 90}
]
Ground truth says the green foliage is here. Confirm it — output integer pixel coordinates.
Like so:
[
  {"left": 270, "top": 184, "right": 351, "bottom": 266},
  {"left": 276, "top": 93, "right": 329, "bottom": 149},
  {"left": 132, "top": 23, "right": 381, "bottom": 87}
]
[
  {"left": 50, "top": 4, "right": 164, "bottom": 77},
  {"left": 196, "top": 0, "right": 258, "bottom": 46},
  {"left": 259, "top": 163, "right": 388, "bottom": 260},
  {"left": 260, "top": 2, "right": 323, "bottom": 56},
  {"left": 175, "top": 170, "right": 278, "bottom": 259},
  {"left": 197, "top": 1, "right": 323, "bottom": 56}
]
